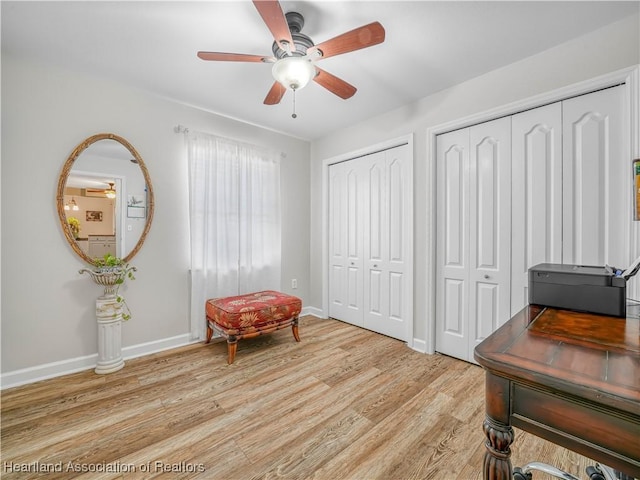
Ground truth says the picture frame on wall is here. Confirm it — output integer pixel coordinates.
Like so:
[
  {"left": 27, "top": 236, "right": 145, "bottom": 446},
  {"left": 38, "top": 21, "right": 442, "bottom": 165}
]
[
  {"left": 127, "top": 194, "right": 146, "bottom": 219},
  {"left": 127, "top": 206, "right": 145, "bottom": 218},
  {"left": 86, "top": 211, "right": 103, "bottom": 222}
]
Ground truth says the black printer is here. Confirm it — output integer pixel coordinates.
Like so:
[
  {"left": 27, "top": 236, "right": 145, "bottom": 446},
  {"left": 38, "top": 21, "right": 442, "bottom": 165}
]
[{"left": 528, "top": 263, "right": 628, "bottom": 317}]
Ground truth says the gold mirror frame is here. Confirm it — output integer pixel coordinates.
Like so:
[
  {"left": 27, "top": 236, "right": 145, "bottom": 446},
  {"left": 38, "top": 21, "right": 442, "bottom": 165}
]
[{"left": 56, "top": 133, "right": 154, "bottom": 265}]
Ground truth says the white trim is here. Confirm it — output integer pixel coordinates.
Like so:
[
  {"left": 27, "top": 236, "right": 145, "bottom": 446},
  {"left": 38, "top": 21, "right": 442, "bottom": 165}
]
[
  {"left": 410, "top": 338, "right": 427, "bottom": 354},
  {"left": 68, "top": 170, "right": 127, "bottom": 258},
  {"left": 1, "top": 333, "right": 195, "bottom": 390},
  {"left": 302, "top": 306, "right": 325, "bottom": 318},
  {"left": 121, "top": 333, "right": 196, "bottom": 360},
  {"left": 426, "top": 65, "right": 640, "bottom": 355},
  {"left": 320, "top": 134, "right": 415, "bottom": 347}
]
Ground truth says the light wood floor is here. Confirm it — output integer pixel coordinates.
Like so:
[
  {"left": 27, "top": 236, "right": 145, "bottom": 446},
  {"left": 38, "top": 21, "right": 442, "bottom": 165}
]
[{"left": 2, "top": 316, "right": 595, "bottom": 480}]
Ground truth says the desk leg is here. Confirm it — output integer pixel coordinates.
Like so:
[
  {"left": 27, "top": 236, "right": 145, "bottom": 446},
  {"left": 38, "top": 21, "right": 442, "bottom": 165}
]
[
  {"left": 483, "top": 373, "right": 514, "bottom": 480},
  {"left": 483, "top": 416, "right": 514, "bottom": 480}
]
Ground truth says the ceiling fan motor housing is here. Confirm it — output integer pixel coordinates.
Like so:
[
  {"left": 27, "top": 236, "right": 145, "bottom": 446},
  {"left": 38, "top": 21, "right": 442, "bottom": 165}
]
[{"left": 272, "top": 12, "right": 315, "bottom": 58}]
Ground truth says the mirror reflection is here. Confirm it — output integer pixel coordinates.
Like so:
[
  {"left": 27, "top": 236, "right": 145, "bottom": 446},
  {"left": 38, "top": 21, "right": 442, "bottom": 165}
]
[{"left": 57, "top": 134, "right": 154, "bottom": 264}]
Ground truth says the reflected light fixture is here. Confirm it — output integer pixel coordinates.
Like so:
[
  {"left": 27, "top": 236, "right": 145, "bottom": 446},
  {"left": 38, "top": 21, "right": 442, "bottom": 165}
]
[
  {"left": 271, "top": 55, "right": 316, "bottom": 91},
  {"left": 64, "top": 197, "right": 79, "bottom": 211},
  {"left": 105, "top": 182, "right": 116, "bottom": 199}
]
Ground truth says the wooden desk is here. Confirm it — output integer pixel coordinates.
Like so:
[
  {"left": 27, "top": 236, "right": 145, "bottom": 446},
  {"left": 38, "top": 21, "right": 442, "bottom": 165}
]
[{"left": 474, "top": 305, "right": 640, "bottom": 480}]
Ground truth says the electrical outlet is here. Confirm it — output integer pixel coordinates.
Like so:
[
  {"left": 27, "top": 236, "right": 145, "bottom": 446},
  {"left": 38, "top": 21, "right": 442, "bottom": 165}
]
[{"left": 291, "top": 279, "right": 298, "bottom": 289}]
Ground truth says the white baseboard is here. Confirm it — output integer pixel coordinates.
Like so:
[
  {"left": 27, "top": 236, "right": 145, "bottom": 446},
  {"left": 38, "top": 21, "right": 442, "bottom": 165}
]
[
  {"left": 410, "top": 338, "right": 428, "bottom": 354},
  {"left": 302, "top": 306, "right": 325, "bottom": 318},
  {"left": 121, "top": 333, "right": 196, "bottom": 360},
  {"left": 1, "top": 333, "right": 194, "bottom": 390}
]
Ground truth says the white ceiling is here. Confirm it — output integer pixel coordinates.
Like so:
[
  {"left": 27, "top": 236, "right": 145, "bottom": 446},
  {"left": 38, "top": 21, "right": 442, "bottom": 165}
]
[{"left": 2, "top": 1, "right": 638, "bottom": 140}]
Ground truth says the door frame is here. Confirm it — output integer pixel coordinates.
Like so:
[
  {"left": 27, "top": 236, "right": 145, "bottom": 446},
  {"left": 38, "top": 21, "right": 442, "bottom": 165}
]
[
  {"left": 321, "top": 134, "right": 415, "bottom": 347},
  {"left": 426, "top": 65, "right": 640, "bottom": 354}
]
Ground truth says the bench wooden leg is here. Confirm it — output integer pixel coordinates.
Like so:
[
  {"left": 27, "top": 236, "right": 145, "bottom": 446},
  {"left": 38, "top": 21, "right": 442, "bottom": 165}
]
[
  {"left": 227, "top": 337, "right": 238, "bottom": 365},
  {"left": 292, "top": 317, "right": 301, "bottom": 342},
  {"left": 205, "top": 321, "right": 213, "bottom": 344}
]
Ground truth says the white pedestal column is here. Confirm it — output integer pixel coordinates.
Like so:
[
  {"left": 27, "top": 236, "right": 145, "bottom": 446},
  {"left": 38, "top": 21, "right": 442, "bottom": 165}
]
[
  {"left": 80, "top": 265, "right": 135, "bottom": 375},
  {"left": 95, "top": 295, "right": 125, "bottom": 374}
]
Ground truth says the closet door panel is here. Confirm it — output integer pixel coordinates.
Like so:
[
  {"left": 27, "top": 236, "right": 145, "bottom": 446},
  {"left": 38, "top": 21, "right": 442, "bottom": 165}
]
[
  {"left": 328, "top": 162, "right": 364, "bottom": 327},
  {"left": 368, "top": 269, "right": 382, "bottom": 315},
  {"left": 388, "top": 157, "right": 404, "bottom": 262},
  {"left": 346, "top": 168, "right": 361, "bottom": 262},
  {"left": 387, "top": 154, "right": 408, "bottom": 330},
  {"left": 365, "top": 146, "right": 410, "bottom": 341},
  {"left": 364, "top": 154, "right": 384, "bottom": 322},
  {"left": 474, "top": 137, "right": 499, "bottom": 269},
  {"left": 389, "top": 272, "right": 404, "bottom": 320},
  {"left": 367, "top": 160, "right": 384, "bottom": 264},
  {"left": 444, "top": 279, "right": 465, "bottom": 336},
  {"left": 469, "top": 117, "right": 511, "bottom": 353},
  {"left": 345, "top": 163, "right": 364, "bottom": 326},
  {"left": 563, "top": 86, "right": 627, "bottom": 267},
  {"left": 444, "top": 144, "right": 467, "bottom": 268},
  {"left": 363, "top": 152, "right": 387, "bottom": 330},
  {"left": 436, "top": 129, "right": 471, "bottom": 360},
  {"left": 328, "top": 164, "right": 348, "bottom": 320},
  {"left": 511, "top": 102, "right": 562, "bottom": 314},
  {"left": 475, "top": 282, "right": 498, "bottom": 340}
]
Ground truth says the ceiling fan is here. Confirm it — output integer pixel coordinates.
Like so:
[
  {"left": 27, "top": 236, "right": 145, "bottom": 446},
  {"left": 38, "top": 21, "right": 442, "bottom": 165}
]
[
  {"left": 83, "top": 182, "right": 116, "bottom": 199},
  {"left": 197, "top": 0, "right": 385, "bottom": 109}
]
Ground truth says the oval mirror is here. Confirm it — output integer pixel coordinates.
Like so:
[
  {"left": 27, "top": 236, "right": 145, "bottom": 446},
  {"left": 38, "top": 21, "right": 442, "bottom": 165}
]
[{"left": 56, "top": 133, "right": 154, "bottom": 264}]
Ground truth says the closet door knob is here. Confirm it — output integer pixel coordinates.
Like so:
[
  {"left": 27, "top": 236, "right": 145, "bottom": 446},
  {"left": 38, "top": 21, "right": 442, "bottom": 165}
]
[
  {"left": 374, "top": 264, "right": 378, "bottom": 268},
  {"left": 484, "top": 274, "right": 490, "bottom": 279}
]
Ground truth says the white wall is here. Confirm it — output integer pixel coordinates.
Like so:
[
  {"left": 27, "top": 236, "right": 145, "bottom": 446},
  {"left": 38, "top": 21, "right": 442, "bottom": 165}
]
[
  {"left": 3, "top": 11, "right": 638, "bottom": 385},
  {"left": 309, "top": 13, "right": 640, "bottom": 345},
  {"left": 1, "top": 53, "right": 310, "bottom": 382}
]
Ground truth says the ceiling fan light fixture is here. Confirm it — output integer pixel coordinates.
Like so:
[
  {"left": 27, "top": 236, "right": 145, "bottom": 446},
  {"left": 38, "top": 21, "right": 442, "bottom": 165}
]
[
  {"left": 271, "top": 56, "right": 316, "bottom": 90},
  {"left": 105, "top": 182, "right": 116, "bottom": 199},
  {"left": 64, "top": 197, "right": 80, "bottom": 211}
]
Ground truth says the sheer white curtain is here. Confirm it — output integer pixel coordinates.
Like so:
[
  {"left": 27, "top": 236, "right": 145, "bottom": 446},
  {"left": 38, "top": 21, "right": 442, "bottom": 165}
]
[{"left": 187, "top": 131, "right": 281, "bottom": 340}]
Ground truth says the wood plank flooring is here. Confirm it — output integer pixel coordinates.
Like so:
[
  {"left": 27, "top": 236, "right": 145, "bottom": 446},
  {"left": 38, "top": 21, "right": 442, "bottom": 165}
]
[{"left": 2, "top": 316, "right": 595, "bottom": 479}]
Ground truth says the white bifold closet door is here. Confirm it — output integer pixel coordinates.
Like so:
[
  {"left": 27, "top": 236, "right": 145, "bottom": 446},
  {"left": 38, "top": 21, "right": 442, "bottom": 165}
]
[
  {"left": 328, "top": 157, "right": 365, "bottom": 328},
  {"left": 562, "top": 86, "right": 628, "bottom": 269},
  {"left": 511, "top": 85, "right": 627, "bottom": 315},
  {"left": 511, "top": 102, "right": 563, "bottom": 315},
  {"left": 437, "top": 84, "right": 629, "bottom": 363},
  {"left": 436, "top": 117, "right": 512, "bottom": 362},
  {"left": 328, "top": 144, "right": 412, "bottom": 342}
]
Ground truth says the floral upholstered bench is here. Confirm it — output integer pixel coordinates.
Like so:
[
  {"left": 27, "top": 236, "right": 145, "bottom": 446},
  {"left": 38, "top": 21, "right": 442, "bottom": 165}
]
[{"left": 205, "top": 290, "right": 302, "bottom": 364}]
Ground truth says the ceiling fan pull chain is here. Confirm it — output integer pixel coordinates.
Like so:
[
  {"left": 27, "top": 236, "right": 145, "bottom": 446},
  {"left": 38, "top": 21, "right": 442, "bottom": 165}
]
[{"left": 292, "top": 89, "right": 297, "bottom": 119}]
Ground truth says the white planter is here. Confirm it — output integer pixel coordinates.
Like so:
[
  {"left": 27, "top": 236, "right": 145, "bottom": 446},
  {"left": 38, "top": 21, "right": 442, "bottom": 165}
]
[{"left": 79, "top": 265, "right": 136, "bottom": 375}]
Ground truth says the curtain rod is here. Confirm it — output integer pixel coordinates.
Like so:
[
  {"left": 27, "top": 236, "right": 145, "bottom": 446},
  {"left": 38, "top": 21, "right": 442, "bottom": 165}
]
[{"left": 173, "top": 124, "right": 286, "bottom": 158}]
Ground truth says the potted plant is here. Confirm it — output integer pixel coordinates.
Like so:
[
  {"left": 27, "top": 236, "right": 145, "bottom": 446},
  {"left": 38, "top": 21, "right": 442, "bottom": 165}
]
[
  {"left": 79, "top": 254, "right": 136, "bottom": 320},
  {"left": 67, "top": 216, "right": 81, "bottom": 239}
]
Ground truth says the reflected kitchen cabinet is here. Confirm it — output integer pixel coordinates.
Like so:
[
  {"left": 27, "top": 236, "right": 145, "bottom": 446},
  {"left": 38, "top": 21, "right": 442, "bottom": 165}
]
[{"left": 88, "top": 235, "right": 116, "bottom": 258}]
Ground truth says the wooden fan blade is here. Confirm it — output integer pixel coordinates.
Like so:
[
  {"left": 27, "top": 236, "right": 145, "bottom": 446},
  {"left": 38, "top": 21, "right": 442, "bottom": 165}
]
[
  {"left": 314, "top": 68, "right": 357, "bottom": 100},
  {"left": 309, "top": 22, "right": 385, "bottom": 60},
  {"left": 264, "top": 81, "right": 287, "bottom": 105},
  {"left": 252, "top": 0, "right": 295, "bottom": 52},
  {"left": 197, "top": 51, "right": 275, "bottom": 63}
]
